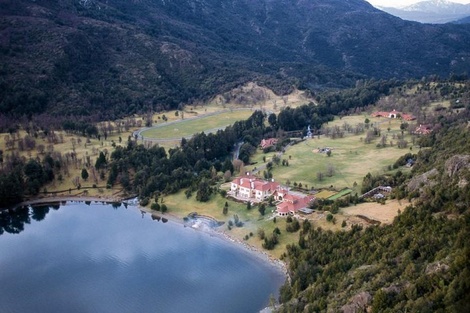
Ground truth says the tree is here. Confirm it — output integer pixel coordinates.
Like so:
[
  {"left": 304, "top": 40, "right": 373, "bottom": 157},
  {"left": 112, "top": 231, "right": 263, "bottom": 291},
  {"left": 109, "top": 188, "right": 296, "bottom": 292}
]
[
  {"left": 95, "top": 151, "right": 107, "bottom": 169},
  {"left": 81, "top": 168, "right": 89, "bottom": 181},
  {"left": 151, "top": 203, "right": 160, "bottom": 211},
  {"left": 326, "top": 165, "right": 335, "bottom": 177},
  {"left": 259, "top": 203, "right": 266, "bottom": 216},
  {"left": 247, "top": 201, "right": 252, "bottom": 210},
  {"left": 223, "top": 201, "right": 228, "bottom": 215},
  {"left": 196, "top": 178, "right": 211, "bottom": 202},
  {"left": 272, "top": 154, "right": 281, "bottom": 166}
]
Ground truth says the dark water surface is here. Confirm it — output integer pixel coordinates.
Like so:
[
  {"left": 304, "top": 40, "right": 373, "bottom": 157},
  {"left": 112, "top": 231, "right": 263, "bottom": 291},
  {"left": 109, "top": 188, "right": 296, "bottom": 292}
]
[{"left": 0, "top": 202, "right": 284, "bottom": 313}]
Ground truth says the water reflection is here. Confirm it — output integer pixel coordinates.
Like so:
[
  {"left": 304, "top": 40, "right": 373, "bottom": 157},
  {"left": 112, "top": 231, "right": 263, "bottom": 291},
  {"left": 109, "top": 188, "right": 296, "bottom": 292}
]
[{"left": 0, "top": 202, "right": 285, "bottom": 313}]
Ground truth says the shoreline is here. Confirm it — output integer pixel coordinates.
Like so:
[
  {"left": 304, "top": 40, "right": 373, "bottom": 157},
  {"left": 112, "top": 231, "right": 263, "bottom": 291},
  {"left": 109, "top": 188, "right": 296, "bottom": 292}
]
[
  {"left": 138, "top": 204, "right": 290, "bottom": 280},
  {"left": 7, "top": 195, "right": 289, "bottom": 280}
]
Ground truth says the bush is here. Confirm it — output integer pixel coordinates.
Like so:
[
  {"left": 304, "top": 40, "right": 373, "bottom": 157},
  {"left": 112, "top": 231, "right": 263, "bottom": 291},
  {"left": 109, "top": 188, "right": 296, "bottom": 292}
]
[
  {"left": 139, "top": 197, "right": 150, "bottom": 206},
  {"left": 151, "top": 203, "right": 160, "bottom": 211},
  {"left": 326, "top": 213, "right": 334, "bottom": 222},
  {"left": 286, "top": 219, "right": 300, "bottom": 232}
]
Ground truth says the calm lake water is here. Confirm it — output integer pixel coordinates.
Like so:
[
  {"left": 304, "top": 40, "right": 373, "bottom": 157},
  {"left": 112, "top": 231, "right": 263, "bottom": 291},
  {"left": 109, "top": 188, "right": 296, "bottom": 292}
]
[{"left": 0, "top": 202, "right": 285, "bottom": 313}]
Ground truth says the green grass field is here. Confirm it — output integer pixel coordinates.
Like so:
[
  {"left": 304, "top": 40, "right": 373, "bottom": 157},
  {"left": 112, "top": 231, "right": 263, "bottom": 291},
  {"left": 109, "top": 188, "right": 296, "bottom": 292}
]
[
  {"left": 246, "top": 116, "right": 417, "bottom": 191},
  {"left": 160, "top": 188, "right": 299, "bottom": 258},
  {"left": 328, "top": 188, "right": 353, "bottom": 200},
  {"left": 140, "top": 110, "right": 253, "bottom": 139}
]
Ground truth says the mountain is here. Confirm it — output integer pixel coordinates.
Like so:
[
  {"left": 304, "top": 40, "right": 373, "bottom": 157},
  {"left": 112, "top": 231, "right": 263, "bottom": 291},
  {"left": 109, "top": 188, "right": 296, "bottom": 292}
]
[
  {"left": 1, "top": 0, "right": 470, "bottom": 118},
  {"left": 377, "top": 0, "right": 470, "bottom": 23},
  {"left": 453, "top": 15, "right": 470, "bottom": 23}
]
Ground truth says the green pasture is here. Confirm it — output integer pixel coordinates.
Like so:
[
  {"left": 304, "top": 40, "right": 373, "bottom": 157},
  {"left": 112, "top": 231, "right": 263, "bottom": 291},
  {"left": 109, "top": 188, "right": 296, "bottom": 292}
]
[
  {"left": 163, "top": 188, "right": 299, "bottom": 258},
  {"left": 252, "top": 130, "right": 415, "bottom": 191},
  {"left": 328, "top": 188, "right": 353, "bottom": 200},
  {"left": 140, "top": 110, "right": 253, "bottom": 139}
]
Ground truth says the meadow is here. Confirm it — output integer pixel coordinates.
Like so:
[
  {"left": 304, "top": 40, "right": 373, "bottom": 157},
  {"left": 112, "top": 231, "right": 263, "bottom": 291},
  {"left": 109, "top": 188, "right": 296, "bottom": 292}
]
[
  {"left": 140, "top": 109, "right": 253, "bottom": 140},
  {"left": 246, "top": 115, "right": 415, "bottom": 192}
]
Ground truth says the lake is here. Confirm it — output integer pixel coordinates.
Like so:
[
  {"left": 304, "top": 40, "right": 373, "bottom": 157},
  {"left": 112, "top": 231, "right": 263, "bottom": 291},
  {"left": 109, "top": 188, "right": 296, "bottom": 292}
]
[{"left": 0, "top": 202, "right": 285, "bottom": 313}]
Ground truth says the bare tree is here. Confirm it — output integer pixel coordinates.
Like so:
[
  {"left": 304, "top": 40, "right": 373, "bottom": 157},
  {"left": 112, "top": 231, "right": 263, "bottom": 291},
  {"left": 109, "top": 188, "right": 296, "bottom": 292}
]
[{"left": 326, "top": 165, "right": 335, "bottom": 177}]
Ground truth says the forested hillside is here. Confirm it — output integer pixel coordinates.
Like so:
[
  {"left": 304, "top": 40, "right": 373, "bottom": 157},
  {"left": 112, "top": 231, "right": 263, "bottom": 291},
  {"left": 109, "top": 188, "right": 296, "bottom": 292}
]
[
  {"left": 277, "top": 110, "right": 470, "bottom": 312},
  {"left": 1, "top": 0, "right": 470, "bottom": 122}
]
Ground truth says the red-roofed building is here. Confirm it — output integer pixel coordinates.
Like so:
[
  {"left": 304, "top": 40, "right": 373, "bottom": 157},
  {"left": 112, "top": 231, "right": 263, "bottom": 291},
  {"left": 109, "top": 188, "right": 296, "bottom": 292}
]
[
  {"left": 414, "top": 124, "right": 433, "bottom": 135},
  {"left": 229, "top": 176, "right": 315, "bottom": 215},
  {"left": 371, "top": 110, "right": 416, "bottom": 121},
  {"left": 260, "top": 138, "right": 278, "bottom": 149},
  {"left": 230, "top": 176, "right": 280, "bottom": 201},
  {"left": 401, "top": 113, "right": 416, "bottom": 121},
  {"left": 273, "top": 190, "right": 315, "bottom": 216}
]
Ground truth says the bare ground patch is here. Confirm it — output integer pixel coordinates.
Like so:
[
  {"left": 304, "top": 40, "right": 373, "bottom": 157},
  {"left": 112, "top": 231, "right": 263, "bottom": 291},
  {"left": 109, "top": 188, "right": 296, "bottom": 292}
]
[{"left": 341, "top": 200, "right": 407, "bottom": 225}]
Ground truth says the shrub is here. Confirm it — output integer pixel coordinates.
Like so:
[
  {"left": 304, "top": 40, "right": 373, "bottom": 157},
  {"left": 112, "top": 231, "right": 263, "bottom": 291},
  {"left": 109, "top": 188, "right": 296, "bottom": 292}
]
[
  {"left": 151, "top": 203, "right": 160, "bottom": 211},
  {"left": 139, "top": 197, "right": 150, "bottom": 206}
]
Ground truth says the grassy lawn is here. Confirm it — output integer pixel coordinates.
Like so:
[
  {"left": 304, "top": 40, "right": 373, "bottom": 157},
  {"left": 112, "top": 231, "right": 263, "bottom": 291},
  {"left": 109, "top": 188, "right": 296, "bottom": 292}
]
[
  {"left": 160, "top": 188, "right": 299, "bottom": 258},
  {"left": 141, "top": 110, "right": 253, "bottom": 139},
  {"left": 248, "top": 115, "right": 417, "bottom": 192},
  {"left": 328, "top": 188, "right": 353, "bottom": 200},
  {"left": 270, "top": 136, "right": 412, "bottom": 190}
]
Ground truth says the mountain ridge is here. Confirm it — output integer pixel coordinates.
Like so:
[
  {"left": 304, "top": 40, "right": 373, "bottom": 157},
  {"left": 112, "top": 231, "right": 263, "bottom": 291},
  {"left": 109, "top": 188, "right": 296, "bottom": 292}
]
[
  {"left": 377, "top": 0, "right": 470, "bottom": 23},
  {"left": 1, "top": 0, "right": 470, "bottom": 118}
]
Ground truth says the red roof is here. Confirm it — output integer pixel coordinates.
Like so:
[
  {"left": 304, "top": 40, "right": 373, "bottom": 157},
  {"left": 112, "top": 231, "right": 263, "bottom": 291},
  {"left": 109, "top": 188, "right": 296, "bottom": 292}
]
[
  {"left": 415, "top": 124, "right": 433, "bottom": 135},
  {"left": 402, "top": 113, "right": 416, "bottom": 121},
  {"left": 371, "top": 111, "right": 390, "bottom": 117},
  {"left": 276, "top": 194, "right": 315, "bottom": 214},
  {"left": 372, "top": 110, "right": 415, "bottom": 121},
  {"left": 260, "top": 138, "right": 278, "bottom": 149}
]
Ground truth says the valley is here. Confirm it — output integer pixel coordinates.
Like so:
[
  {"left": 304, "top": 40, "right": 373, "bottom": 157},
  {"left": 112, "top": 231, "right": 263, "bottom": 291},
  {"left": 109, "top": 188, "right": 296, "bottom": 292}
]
[{"left": 1, "top": 1, "right": 470, "bottom": 312}]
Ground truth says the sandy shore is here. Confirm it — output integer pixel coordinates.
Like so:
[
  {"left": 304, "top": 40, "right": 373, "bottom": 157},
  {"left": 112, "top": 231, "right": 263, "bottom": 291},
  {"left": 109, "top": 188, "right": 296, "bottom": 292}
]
[{"left": 9, "top": 196, "right": 289, "bottom": 279}]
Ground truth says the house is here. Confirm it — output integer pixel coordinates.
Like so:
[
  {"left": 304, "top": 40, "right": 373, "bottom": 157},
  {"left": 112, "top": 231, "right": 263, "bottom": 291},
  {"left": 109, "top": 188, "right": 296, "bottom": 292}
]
[
  {"left": 230, "top": 176, "right": 280, "bottom": 201},
  {"left": 414, "top": 124, "right": 433, "bottom": 135},
  {"left": 260, "top": 138, "right": 278, "bottom": 149},
  {"left": 274, "top": 190, "right": 315, "bottom": 216},
  {"left": 371, "top": 110, "right": 416, "bottom": 121},
  {"left": 229, "top": 175, "right": 315, "bottom": 216},
  {"left": 360, "top": 186, "right": 392, "bottom": 199}
]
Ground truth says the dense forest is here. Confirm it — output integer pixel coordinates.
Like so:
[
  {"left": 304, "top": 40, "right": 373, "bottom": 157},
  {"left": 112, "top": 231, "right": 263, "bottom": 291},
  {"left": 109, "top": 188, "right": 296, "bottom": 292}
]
[
  {"left": 277, "top": 109, "right": 470, "bottom": 312},
  {"left": 1, "top": 0, "right": 470, "bottom": 124}
]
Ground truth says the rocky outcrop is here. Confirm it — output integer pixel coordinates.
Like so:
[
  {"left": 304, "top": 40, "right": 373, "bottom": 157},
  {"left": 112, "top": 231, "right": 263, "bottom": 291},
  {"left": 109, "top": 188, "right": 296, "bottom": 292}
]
[
  {"left": 407, "top": 168, "right": 438, "bottom": 193},
  {"left": 341, "top": 291, "right": 372, "bottom": 313},
  {"left": 445, "top": 155, "right": 470, "bottom": 178}
]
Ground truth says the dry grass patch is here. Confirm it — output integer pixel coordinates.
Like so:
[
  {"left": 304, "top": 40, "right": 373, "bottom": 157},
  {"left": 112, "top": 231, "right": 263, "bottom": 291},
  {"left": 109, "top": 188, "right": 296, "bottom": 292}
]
[
  {"left": 315, "top": 190, "right": 337, "bottom": 199},
  {"left": 341, "top": 199, "right": 407, "bottom": 225}
]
